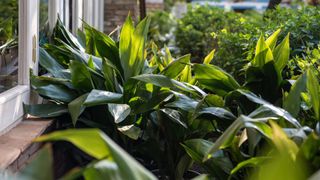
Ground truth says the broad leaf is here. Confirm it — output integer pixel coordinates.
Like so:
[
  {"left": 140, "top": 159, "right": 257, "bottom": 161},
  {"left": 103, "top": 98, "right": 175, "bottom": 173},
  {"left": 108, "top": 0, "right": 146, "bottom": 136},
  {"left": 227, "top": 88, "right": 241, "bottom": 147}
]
[
  {"left": 68, "top": 94, "right": 89, "bottom": 125},
  {"left": 70, "top": 60, "right": 94, "bottom": 91},
  {"left": 203, "top": 49, "right": 215, "bottom": 64},
  {"left": 307, "top": 68, "right": 320, "bottom": 120},
  {"left": 84, "top": 90, "right": 123, "bottom": 107},
  {"left": 283, "top": 73, "right": 307, "bottom": 117},
  {"left": 194, "top": 64, "right": 240, "bottom": 96},
  {"left": 35, "top": 129, "right": 157, "bottom": 180},
  {"left": 161, "top": 54, "right": 191, "bottom": 79},
  {"left": 274, "top": 33, "right": 290, "bottom": 73},
  {"left": 108, "top": 104, "right": 131, "bottom": 124},
  {"left": 24, "top": 104, "right": 68, "bottom": 118}
]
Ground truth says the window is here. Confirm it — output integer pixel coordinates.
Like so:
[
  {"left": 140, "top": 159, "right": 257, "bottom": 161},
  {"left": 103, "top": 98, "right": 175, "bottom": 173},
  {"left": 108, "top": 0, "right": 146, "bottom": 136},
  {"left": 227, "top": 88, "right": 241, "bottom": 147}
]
[
  {"left": 0, "top": 0, "right": 19, "bottom": 93},
  {"left": 0, "top": 0, "right": 104, "bottom": 134},
  {"left": 0, "top": 0, "right": 38, "bottom": 134}
]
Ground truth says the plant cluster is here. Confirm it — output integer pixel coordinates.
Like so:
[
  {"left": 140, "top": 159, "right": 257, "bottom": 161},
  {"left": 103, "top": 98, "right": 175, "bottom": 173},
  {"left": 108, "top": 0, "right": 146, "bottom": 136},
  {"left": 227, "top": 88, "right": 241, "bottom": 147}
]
[
  {"left": 6, "top": 13, "right": 320, "bottom": 180},
  {"left": 175, "top": 5, "right": 320, "bottom": 81},
  {"left": 149, "top": 10, "right": 176, "bottom": 48}
]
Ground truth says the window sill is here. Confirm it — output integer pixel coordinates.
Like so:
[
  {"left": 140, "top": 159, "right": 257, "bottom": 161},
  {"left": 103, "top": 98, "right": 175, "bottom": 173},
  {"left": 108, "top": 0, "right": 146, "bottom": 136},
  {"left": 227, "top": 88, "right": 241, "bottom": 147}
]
[{"left": 0, "top": 119, "right": 54, "bottom": 172}]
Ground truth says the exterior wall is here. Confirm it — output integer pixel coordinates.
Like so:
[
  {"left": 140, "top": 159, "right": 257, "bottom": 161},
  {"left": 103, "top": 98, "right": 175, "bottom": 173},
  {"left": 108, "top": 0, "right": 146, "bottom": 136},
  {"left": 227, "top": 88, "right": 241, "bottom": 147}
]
[
  {"left": 104, "top": 0, "right": 165, "bottom": 33},
  {"left": 104, "top": 0, "right": 139, "bottom": 33},
  {"left": 146, "top": 0, "right": 164, "bottom": 12}
]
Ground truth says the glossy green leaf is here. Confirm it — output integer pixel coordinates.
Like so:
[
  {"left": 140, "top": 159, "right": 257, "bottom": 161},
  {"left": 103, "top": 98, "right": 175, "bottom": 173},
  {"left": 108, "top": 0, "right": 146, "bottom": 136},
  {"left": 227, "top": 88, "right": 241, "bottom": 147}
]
[
  {"left": 53, "top": 18, "right": 84, "bottom": 51},
  {"left": 108, "top": 104, "right": 131, "bottom": 124},
  {"left": 238, "top": 90, "right": 301, "bottom": 127},
  {"left": 194, "top": 64, "right": 240, "bottom": 96},
  {"left": 24, "top": 104, "right": 68, "bottom": 118},
  {"left": 120, "top": 16, "right": 151, "bottom": 81},
  {"left": 68, "top": 94, "right": 89, "bottom": 126},
  {"left": 161, "top": 54, "right": 191, "bottom": 79},
  {"left": 274, "top": 33, "right": 290, "bottom": 73},
  {"left": 83, "top": 160, "right": 121, "bottom": 180},
  {"left": 35, "top": 129, "right": 157, "bottom": 180},
  {"left": 265, "top": 29, "right": 281, "bottom": 50},
  {"left": 132, "top": 74, "right": 195, "bottom": 93},
  {"left": 119, "top": 15, "right": 134, "bottom": 81},
  {"left": 165, "top": 91, "right": 198, "bottom": 111},
  {"left": 70, "top": 60, "right": 94, "bottom": 91},
  {"left": 307, "top": 68, "right": 320, "bottom": 120},
  {"left": 160, "top": 108, "right": 187, "bottom": 128},
  {"left": 283, "top": 73, "right": 307, "bottom": 117},
  {"left": 194, "top": 107, "right": 236, "bottom": 120},
  {"left": 252, "top": 35, "right": 274, "bottom": 68},
  {"left": 182, "top": 139, "right": 213, "bottom": 163},
  {"left": 84, "top": 90, "right": 123, "bottom": 107},
  {"left": 231, "top": 157, "right": 269, "bottom": 175},
  {"left": 39, "top": 48, "right": 70, "bottom": 79},
  {"left": 203, "top": 49, "right": 215, "bottom": 64},
  {"left": 84, "top": 24, "right": 121, "bottom": 72},
  {"left": 31, "top": 75, "right": 78, "bottom": 103}
]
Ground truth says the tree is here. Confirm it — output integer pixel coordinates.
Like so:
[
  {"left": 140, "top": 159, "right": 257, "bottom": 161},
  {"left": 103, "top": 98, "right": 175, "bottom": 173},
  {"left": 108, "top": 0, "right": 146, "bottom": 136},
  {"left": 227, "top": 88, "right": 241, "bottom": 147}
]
[
  {"left": 267, "top": 0, "right": 282, "bottom": 9},
  {"left": 139, "top": 0, "right": 146, "bottom": 19}
]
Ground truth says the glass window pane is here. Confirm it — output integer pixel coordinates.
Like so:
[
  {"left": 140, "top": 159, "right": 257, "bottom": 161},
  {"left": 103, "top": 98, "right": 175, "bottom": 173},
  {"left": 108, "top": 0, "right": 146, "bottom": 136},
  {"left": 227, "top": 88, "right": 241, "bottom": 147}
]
[
  {"left": 40, "top": 0, "right": 49, "bottom": 46},
  {"left": 0, "top": 0, "right": 19, "bottom": 93}
]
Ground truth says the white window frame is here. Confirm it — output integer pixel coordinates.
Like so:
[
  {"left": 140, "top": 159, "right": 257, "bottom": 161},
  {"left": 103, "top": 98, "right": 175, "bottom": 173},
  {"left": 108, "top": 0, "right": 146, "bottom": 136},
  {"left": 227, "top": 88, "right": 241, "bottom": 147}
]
[
  {"left": 0, "top": 0, "right": 39, "bottom": 134},
  {"left": 0, "top": 0, "right": 105, "bottom": 134}
]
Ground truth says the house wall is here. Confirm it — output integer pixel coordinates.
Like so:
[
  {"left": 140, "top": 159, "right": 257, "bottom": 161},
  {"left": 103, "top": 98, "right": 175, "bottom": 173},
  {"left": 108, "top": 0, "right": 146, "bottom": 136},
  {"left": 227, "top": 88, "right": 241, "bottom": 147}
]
[
  {"left": 146, "top": 0, "right": 164, "bottom": 12},
  {"left": 104, "top": 0, "right": 164, "bottom": 33},
  {"left": 104, "top": 0, "right": 139, "bottom": 33}
]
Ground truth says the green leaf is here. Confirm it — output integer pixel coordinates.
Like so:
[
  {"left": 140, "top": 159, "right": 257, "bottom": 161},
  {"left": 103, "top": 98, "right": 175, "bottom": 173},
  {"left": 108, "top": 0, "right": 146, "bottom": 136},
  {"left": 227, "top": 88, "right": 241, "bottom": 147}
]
[
  {"left": 307, "top": 68, "right": 320, "bottom": 120},
  {"left": 203, "top": 49, "right": 215, "bottom": 64},
  {"left": 24, "top": 104, "right": 68, "bottom": 118},
  {"left": 83, "top": 160, "right": 121, "bottom": 180},
  {"left": 31, "top": 75, "right": 78, "bottom": 103},
  {"left": 18, "top": 145, "right": 53, "bottom": 180},
  {"left": 119, "top": 15, "right": 134, "bottom": 81},
  {"left": 118, "top": 125, "right": 142, "bottom": 140},
  {"left": 53, "top": 18, "right": 84, "bottom": 51},
  {"left": 194, "top": 107, "right": 236, "bottom": 120},
  {"left": 108, "top": 104, "right": 131, "bottom": 124},
  {"left": 35, "top": 129, "right": 157, "bottom": 180},
  {"left": 160, "top": 108, "right": 187, "bottom": 128},
  {"left": 70, "top": 60, "right": 94, "bottom": 91},
  {"left": 194, "top": 64, "right": 240, "bottom": 96},
  {"left": 205, "top": 115, "right": 277, "bottom": 158},
  {"left": 182, "top": 139, "right": 233, "bottom": 178},
  {"left": 132, "top": 74, "right": 195, "bottom": 93},
  {"left": 88, "top": 56, "right": 95, "bottom": 70},
  {"left": 101, "top": 58, "right": 117, "bottom": 92},
  {"left": 252, "top": 35, "right": 274, "bottom": 68},
  {"left": 84, "top": 90, "right": 123, "bottom": 107},
  {"left": 182, "top": 139, "right": 214, "bottom": 163},
  {"left": 120, "top": 16, "right": 151, "bottom": 81},
  {"left": 84, "top": 24, "right": 121, "bottom": 72},
  {"left": 164, "top": 46, "right": 173, "bottom": 65},
  {"left": 39, "top": 48, "right": 70, "bottom": 79},
  {"left": 283, "top": 73, "right": 307, "bottom": 117},
  {"left": 265, "top": 29, "right": 281, "bottom": 50},
  {"left": 165, "top": 91, "right": 198, "bottom": 111},
  {"left": 274, "top": 33, "right": 290, "bottom": 73},
  {"left": 238, "top": 90, "right": 301, "bottom": 128},
  {"left": 161, "top": 54, "right": 191, "bottom": 79},
  {"left": 231, "top": 157, "right": 270, "bottom": 175},
  {"left": 68, "top": 94, "right": 89, "bottom": 126}
]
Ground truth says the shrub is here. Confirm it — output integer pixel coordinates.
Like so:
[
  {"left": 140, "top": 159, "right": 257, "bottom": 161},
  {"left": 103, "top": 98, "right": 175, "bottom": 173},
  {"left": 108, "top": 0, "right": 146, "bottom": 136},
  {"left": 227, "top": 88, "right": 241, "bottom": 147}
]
[
  {"left": 175, "top": 6, "right": 320, "bottom": 81},
  {"left": 149, "top": 10, "right": 176, "bottom": 47}
]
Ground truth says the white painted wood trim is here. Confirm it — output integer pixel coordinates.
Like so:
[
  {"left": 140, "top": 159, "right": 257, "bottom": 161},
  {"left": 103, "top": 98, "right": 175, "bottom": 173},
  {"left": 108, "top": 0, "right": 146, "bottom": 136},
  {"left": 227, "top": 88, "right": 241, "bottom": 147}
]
[
  {"left": 72, "top": 0, "right": 83, "bottom": 34},
  {"left": 83, "top": 0, "right": 93, "bottom": 26},
  {"left": 0, "top": 0, "right": 39, "bottom": 133}
]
